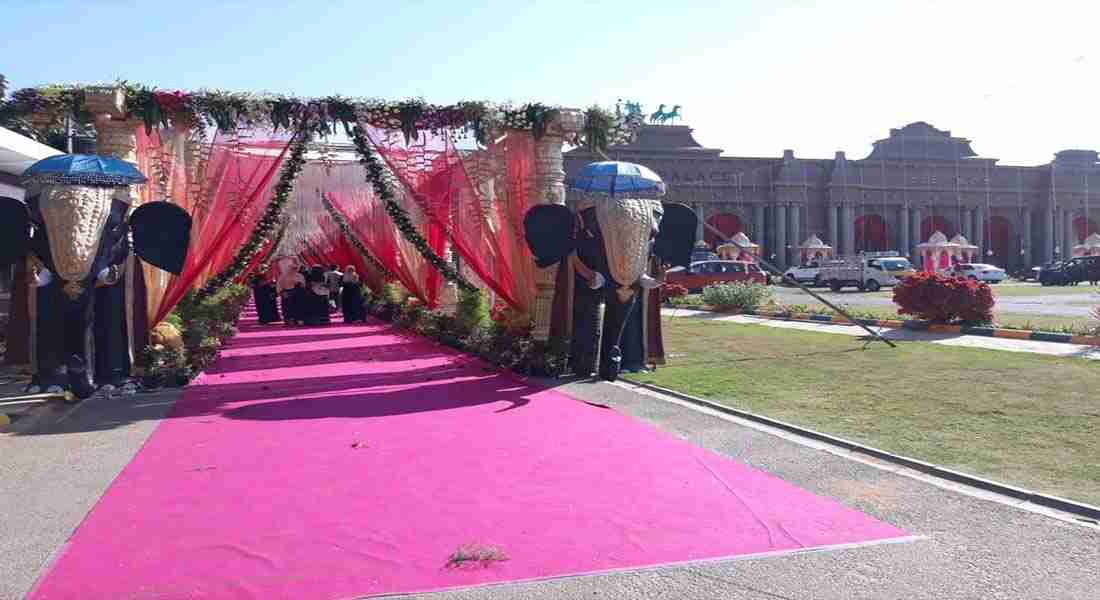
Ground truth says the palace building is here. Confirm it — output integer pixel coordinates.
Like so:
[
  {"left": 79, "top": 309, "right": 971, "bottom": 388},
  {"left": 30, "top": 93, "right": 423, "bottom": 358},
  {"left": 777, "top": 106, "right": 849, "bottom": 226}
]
[{"left": 564, "top": 122, "right": 1100, "bottom": 269}]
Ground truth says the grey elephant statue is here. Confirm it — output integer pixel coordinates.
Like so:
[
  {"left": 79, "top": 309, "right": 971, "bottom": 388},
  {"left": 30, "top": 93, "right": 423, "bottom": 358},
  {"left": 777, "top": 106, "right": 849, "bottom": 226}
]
[
  {"left": 0, "top": 169, "right": 191, "bottom": 399},
  {"left": 524, "top": 198, "right": 697, "bottom": 381}
]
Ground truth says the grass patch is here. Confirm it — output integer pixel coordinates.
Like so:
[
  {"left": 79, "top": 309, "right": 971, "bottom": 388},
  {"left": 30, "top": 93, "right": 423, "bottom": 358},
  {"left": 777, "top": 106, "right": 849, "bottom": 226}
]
[
  {"left": 628, "top": 318, "right": 1100, "bottom": 505},
  {"left": 445, "top": 544, "right": 509, "bottom": 569}
]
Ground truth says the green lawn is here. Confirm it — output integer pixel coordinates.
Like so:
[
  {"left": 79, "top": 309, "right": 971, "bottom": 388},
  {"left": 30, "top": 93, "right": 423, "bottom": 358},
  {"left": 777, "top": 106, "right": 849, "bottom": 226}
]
[{"left": 628, "top": 318, "right": 1100, "bottom": 506}]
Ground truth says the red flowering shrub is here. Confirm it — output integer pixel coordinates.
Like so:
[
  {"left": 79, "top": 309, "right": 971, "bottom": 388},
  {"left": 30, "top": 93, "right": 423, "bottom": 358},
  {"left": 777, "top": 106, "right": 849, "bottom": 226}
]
[
  {"left": 892, "top": 272, "right": 995, "bottom": 324},
  {"left": 660, "top": 283, "right": 689, "bottom": 301}
]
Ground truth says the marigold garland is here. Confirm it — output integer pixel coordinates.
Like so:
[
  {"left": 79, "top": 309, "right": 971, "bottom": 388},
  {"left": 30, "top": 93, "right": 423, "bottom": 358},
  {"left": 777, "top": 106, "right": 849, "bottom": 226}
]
[{"left": 349, "top": 124, "right": 476, "bottom": 293}]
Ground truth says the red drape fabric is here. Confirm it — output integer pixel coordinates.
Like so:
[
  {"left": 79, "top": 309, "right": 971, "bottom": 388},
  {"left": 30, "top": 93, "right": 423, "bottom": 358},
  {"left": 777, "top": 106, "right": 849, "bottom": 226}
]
[
  {"left": 281, "top": 162, "right": 438, "bottom": 303},
  {"left": 361, "top": 124, "right": 538, "bottom": 314},
  {"left": 151, "top": 129, "right": 293, "bottom": 323}
]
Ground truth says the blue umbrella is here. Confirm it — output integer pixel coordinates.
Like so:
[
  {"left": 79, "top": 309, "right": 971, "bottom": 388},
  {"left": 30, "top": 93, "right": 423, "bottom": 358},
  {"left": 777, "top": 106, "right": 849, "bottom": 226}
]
[
  {"left": 567, "top": 161, "right": 666, "bottom": 198},
  {"left": 23, "top": 154, "right": 147, "bottom": 187}
]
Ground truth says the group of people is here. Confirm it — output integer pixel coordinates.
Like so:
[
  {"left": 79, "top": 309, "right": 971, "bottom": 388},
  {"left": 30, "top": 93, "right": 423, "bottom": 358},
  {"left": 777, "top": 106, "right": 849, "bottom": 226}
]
[{"left": 250, "top": 263, "right": 367, "bottom": 326}]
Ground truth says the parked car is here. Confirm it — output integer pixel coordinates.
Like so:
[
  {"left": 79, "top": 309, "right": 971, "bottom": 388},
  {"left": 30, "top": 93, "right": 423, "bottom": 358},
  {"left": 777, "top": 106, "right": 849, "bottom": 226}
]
[
  {"left": 1038, "top": 256, "right": 1100, "bottom": 286},
  {"left": 782, "top": 262, "right": 823, "bottom": 286},
  {"left": 948, "top": 263, "right": 1006, "bottom": 283},
  {"left": 818, "top": 252, "right": 915, "bottom": 292},
  {"left": 665, "top": 260, "right": 769, "bottom": 292}
]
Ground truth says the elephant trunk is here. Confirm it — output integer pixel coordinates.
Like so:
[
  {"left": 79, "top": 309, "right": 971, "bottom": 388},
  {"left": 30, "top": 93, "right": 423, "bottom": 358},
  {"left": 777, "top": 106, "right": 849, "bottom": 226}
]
[
  {"left": 594, "top": 197, "right": 662, "bottom": 302},
  {"left": 37, "top": 185, "right": 116, "bottom": 299}
]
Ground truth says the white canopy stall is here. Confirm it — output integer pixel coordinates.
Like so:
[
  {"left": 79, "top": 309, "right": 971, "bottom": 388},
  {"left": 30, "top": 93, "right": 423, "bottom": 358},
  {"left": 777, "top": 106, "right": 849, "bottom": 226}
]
[
  {"left": 716, "top": 232, "right": 760, "bottom": 262},
  {"left": 1073, "top": 233, "right": 1100, "bottom": 257},
  {"left": 798, "top": 234, "right": 833, "bottom": 264},
  {"left": 0, "top": 126, "right": 62, "bottom": 200}
]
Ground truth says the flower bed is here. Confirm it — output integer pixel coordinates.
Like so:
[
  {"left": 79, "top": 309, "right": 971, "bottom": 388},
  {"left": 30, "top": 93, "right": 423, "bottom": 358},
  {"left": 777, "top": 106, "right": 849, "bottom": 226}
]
[
  {"left": 892, "top": 272, "right": 994, "bottom": 324},
  {"left": 365, "top": 287, "right": 567, "bottom": 377},
  {"left": 701, "top": 282, "right": 773, "bottom": 312},
  {"left": 137, "top": 284, "right": 252, "bottom": 389}
]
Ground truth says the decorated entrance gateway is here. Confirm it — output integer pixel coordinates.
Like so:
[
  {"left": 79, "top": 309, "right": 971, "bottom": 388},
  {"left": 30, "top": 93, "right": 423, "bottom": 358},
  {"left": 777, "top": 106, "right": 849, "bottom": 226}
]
[{"left": 0, "top": 83, "right": 682, "bottom": 398}]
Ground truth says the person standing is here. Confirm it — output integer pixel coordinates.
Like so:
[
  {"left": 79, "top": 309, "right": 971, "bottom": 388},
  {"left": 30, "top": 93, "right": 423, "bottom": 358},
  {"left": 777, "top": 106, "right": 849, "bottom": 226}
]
[
  {"left": 277, "top": 263, "right": 306, "bottom": 325},
  {"left": 340, "top": 266, "right": 366, "bottom": 323},
  {"left": 251, "top": 270, "right": 281, "bottom": 324},
  {"left": 305, "top": 265, "right": 331, "bottom": 325},
  {"left": 324, "top": 264, "right": 343, "bottom": 311}
]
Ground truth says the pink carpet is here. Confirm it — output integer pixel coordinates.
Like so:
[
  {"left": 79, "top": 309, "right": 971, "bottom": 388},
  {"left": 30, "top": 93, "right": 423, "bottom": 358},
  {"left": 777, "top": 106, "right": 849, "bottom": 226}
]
[{"left": 30, "top": 309, "right": 907, "bottom": 599}]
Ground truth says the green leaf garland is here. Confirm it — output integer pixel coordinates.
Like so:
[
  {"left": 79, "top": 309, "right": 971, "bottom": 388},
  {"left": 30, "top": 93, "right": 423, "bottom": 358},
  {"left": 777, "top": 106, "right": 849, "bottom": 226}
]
[
  {"left": 2, "top": 82, "right": 639, "bottom": 155},
  {"left": 195, "top": 126, "right": 311, "bottom": 300},
  {"left": 349, "top": 124, "right": 476, "bottom": 293},
  {"left": 319, "top": 192, "right": 397, "bottom": 281}
]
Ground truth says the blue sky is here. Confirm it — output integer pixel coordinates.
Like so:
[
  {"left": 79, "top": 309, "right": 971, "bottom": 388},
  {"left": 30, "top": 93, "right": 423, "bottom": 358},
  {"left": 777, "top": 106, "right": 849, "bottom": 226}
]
[{"left": 3, "top": 0, "right": 1098, "bottom": 164}]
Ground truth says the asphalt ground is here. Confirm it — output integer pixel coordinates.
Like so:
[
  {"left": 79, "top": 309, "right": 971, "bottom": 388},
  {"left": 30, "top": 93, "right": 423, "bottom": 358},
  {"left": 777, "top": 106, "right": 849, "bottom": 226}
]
[{"left": 1, "top": 376, "right": 1097, "bottom": 599}]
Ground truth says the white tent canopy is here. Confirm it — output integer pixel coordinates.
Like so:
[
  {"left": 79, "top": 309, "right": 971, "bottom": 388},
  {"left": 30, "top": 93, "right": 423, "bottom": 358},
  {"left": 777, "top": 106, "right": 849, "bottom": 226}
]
[
  {"left": 0, "top": 126, "right": 62, "bottom": 200},
  {"left": 0, "top": 126, "right": 62, "bottom": 175}
]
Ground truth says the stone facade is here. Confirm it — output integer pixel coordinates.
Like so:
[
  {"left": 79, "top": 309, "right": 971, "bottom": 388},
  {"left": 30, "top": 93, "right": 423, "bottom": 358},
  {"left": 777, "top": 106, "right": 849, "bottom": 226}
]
[{"left": 565, "top": 122, "right": 1100, "bottom": 269}]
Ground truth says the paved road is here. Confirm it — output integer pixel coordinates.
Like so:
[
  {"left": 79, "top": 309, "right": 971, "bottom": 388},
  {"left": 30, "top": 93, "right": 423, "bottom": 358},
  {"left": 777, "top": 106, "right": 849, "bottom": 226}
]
[
  {"left": 772, "top": 284, "right": 1098, "bottom": 318},
  {"left": 3, "top": 378, "right": 1097, "bottom": 599}
]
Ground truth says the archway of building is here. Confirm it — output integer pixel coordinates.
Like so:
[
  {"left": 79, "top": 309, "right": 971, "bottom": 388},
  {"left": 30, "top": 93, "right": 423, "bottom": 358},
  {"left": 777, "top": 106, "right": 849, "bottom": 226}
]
[
  {"left": 704, "top": 213, "right": 743, "bottom": 247},
  {"left": 1073, "top": 216, "right": 1098, "bottom": 242},
  {"left": 920, "top": 215, "right": 957, "bottom": 241},
  {"left": 854, "top": 214, "right": 888, "bottom": 252},
  {"left": 988, "top": 216, "right": 1014, "bottom": 267}
]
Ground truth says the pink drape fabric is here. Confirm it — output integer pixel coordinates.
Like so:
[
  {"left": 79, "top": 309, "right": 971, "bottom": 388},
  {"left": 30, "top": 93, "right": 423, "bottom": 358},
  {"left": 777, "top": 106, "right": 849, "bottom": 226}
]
[
  {"left": 361, "top": 124, "right": 538, "bottom": 314},
  {"left": 152, "top": 129, "right": 292, "bottom": 323}
]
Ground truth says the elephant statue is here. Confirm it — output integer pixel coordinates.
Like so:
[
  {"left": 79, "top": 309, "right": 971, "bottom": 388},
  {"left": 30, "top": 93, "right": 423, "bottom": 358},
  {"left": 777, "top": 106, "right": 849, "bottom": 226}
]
[
  {"left": 525, "top": 198, "right": 697, "bottom": 381},
  {"left": 0, "top": 178, "right": 190, "bottom": 400}
]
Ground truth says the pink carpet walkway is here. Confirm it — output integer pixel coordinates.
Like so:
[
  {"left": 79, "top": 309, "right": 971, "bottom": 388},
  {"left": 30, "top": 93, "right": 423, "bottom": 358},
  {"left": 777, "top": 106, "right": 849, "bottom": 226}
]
[{"left": 30, "top": 310, "right": 907, "bottom": 599}]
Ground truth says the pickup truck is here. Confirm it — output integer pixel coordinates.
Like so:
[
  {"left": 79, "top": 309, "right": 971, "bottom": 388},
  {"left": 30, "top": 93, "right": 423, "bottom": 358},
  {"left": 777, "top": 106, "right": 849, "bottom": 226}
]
[{"left": 817, "top": 253, "right": 915, "bottom": 292}]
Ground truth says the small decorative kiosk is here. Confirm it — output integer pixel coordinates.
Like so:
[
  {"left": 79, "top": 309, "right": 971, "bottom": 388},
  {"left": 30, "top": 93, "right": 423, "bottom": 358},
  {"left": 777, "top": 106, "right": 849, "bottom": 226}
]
[
  {"left": 716, "top": 232, "right": 760, "bottom": 262},
  {"left": 798, "top": 235, "right": 833, "bottom": 264},
  {"left": 1072, "top": 233, "right": 1100, "bottom": 257}
]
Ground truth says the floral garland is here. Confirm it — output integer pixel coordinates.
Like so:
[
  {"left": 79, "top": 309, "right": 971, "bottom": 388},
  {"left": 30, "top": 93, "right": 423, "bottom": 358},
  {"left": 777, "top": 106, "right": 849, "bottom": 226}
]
[
  {"left": 319, "top": 192, "right": 397, "bottom": 281},
  {"left": 349, "top": 124, "right": 476, "bottom": 293},
  {"left": 1, "top": 82, "right": 640, "bottom": 154},
  {"left": 195, "top": 126, "right": 311, "bottom": 300}
]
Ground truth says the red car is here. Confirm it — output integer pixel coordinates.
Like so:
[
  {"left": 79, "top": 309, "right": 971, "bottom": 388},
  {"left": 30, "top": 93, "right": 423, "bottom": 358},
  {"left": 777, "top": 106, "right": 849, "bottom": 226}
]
[{"left": 665, "top": 260, "right": 769, "bottom": 292}]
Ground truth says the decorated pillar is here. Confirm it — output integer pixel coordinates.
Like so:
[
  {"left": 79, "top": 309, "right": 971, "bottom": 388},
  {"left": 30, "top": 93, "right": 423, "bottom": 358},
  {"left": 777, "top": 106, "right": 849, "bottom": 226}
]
[
  {"left": 531, "top": 109, "right": 583, "bottom": 342},
  {"left": 962, "top": 208, "right": 973, "bottom": 241},
  {"left": 85, "top": 86, "right": 145, "bottom": 363},
  {"left": 86, "top": 87, "right": 141, "bottom": 204}
]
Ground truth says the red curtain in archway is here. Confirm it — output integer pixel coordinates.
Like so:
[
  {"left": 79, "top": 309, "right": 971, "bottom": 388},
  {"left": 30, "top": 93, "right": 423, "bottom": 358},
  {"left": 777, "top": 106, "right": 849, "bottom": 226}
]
[
  {"left": 704, "top": 213, "right": 741, "bottom": 247},
  {"left": 854, "top": 214, "right": 888, "bottom": 251},
  {"left": 920, "top": 215, "right": 957, "bottom": 241},
  {"left": 989, "top": 216, "right": 1013, "bottom": 266}
]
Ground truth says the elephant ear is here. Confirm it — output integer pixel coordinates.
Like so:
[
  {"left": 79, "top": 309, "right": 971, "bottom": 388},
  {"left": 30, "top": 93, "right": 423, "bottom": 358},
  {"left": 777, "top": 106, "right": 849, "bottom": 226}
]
[
  {"left": 0, "top": 196, "right": 31, "bottom": 267},
  {"left": 129, "top": 201, "right": 192, "bottom": 275},
  {"left": 523, "top": 204, "right": 576, "bottom": 268},
  {"left": 653, "top": 202, "right": 697, "bottom": 267}
]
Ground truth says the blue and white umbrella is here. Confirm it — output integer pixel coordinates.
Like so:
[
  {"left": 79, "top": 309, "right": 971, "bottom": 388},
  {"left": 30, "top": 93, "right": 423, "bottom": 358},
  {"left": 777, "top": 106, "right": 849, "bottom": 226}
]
[
  {"left": 23, "top": 154, "right": 147, "bottom": 187},
  {"left": 567, "top": 161, "right": 666, "bottom": 198}
]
